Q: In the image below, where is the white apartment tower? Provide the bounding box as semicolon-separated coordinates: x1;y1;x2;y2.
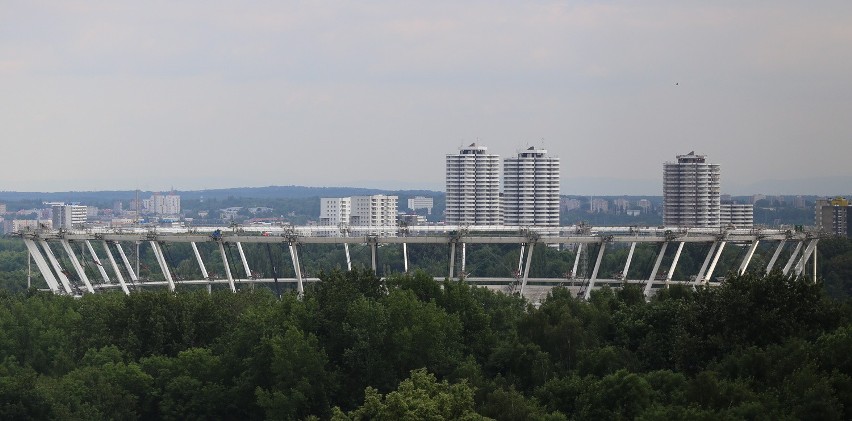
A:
319;197;351;226
663;152;721;227
503;147;560;226
350;195;398;227
445;143;502;225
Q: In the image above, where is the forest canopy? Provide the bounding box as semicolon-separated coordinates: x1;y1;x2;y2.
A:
0;268;850;420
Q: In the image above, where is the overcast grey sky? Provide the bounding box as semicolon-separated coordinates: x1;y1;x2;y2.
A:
2;1;851;195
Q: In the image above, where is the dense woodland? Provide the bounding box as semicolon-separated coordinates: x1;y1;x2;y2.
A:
0;234;851;419
0;267;850;419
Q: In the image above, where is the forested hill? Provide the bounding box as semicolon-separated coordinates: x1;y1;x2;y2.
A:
0;186;445;202
0;270;850;419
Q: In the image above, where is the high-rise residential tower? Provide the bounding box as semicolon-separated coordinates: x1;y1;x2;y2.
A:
503;147;560;226
816;197;851;237
445;143;502;225
663;152;721;227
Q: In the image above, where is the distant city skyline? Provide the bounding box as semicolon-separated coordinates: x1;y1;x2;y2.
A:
2;2;851;195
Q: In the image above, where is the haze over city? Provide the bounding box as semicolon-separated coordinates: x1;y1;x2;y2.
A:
2;1;851;195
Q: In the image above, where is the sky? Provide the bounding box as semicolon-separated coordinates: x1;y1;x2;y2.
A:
1;1;851;195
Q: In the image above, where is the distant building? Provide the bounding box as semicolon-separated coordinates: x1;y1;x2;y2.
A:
590;198;609;213
816;197;851;237
220;207;242;220
9;219;52;232
350;195;398;227
793;195;806;209
562;198;582;211
663;152;720;227
613;198;630;213
399;213;427;226
503;147;560;226
720;203;754;228
144;192;181;215
247;207;274;214
407;196;434;215
445;143;502;225
637;199;652;214
0;203;6;214
51;204;87;229
320;198;351;226
751;194;766;204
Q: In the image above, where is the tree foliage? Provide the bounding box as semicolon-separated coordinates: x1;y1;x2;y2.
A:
0;267;848;419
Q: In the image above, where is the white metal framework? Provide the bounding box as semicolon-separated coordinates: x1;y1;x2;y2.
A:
12;224;821;300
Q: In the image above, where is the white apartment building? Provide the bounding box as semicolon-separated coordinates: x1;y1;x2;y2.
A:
350;195;398;227
720;203;754;228
663;152;721;227
502;147;560;226
407;196;434;214
445;143;502;225
149;192;181;215
51;204;88;229
319;197;351;226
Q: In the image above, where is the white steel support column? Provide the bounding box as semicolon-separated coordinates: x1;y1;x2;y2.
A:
813;244;818;283
403;243;409;273
218;242;236;292
782;241;804;276
519;242;535;295
191;242;209;279
371;242;377;273
150;241;175;292
289;243;304;295
517;244;526;276
61;240;94;293
23;239;61;293
738;240;760;275
622;242;636;281
766;240;786;272
795;239;818;276
584;242;607;300
85;240;111;284
102;242;130;295
115;243;139;282
645;242;669;296
41;240;73;294
191;242;211;293
571;243;582;279
344;243;352;271
704;241;727;285
448;242;456;280
236;242;252;279
695;242;718;285
666;242;685;287
461;243;466;277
